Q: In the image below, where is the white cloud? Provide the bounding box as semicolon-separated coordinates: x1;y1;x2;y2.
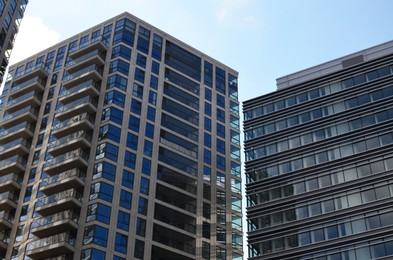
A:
215;0;258;27
9;16;60;65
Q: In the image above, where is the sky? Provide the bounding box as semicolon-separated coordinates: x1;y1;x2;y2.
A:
10;0;393;103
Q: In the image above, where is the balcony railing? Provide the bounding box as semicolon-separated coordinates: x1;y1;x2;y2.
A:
0;172;22;185
0;211;14;224
57;96;98;113
59;79;100;97
48;131;92;149
26;232;75;252
0;122;34;138
44;149;89;169
160;138;197;158
62;64;103;83
0;138;31;153
10;76;46;94
0;106;39;123
0;191;18;202
36;189;82;208
31;210;79;230
7;90;42;107
65;50;106;68
41;168;86;187
13;63;50;80
68;35;109;54
0;230;10;244
52;113;94;131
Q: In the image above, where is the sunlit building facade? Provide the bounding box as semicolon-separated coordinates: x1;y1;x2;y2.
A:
0;0;28;84
0;12;243;260
244;41;393;259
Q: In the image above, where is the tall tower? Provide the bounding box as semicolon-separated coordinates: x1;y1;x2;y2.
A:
244;41;393;259
0;12;243;260
0;0;28;84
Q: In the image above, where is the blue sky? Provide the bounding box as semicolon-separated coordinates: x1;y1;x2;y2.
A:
10;0;393;102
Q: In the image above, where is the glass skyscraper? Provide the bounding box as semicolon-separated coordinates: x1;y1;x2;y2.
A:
244;41;393;259
0;12;243;260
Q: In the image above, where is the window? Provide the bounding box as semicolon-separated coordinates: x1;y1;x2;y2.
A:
83;225;108;247
87;203;111;224
142;158;151;175
128;115;140;132
107;74;127;92
138;197;148;215
217;108;225;123
120;189;132;209
124;151;136;169
205;118;211;131
140;177;149;195
143;140;153;156
145;123;154;138
148;91;157;105
205;88;212;101
117;211;130;231
134;67;145;83
81;248;106;260
122;170;134;189
150;75;158;89
105;90;125;107
137;26;150;54
147;106;156;121
152;34;163;60
90;182;114;202
131;99;142;115
98;124;121;143
102;107;123;125
115;233;128;254
217;155;226;171
217;123;225;138
136;53;147;68
204;133;211;147
136;217;146;237
95;142;119;162
134;239;145;259
204;61;213;87
217;94;225;108
216;67;226;94
151;61;159;74
20;205;28;222
217;139;226;154
126;132;138;150
93;161;116;181
112;45;131;60
205;103;212;116
109;59;129;75
132;83;143;98
204;149;211;164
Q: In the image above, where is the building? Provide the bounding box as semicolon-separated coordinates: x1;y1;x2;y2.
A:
244;41;393;259
0;12;243;260
0;0;28;84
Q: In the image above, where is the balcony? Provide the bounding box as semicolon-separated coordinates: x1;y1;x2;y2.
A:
12;63;50;85
0;231;9;250
51;113;94;138
9;76;46;98
0;191;18;211
5;90;42;113
48;131;92;157
66;49;106;73
55;96;98;121
35;189;82;216
0;121;34;144
153;224;196;255
151;245;195;260
69;35;109;59
0;155;26;177
31;210;79;238
0;106;39;128
40;169;85;195
0;211;13;230
26;232;75;259
0;172;22;194
58;79;100;105
155;183;197;214
62;64;103;88
0;138;31;160
44;149;89;175
154;203;196;234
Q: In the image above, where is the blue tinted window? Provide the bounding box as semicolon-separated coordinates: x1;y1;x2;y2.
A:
105;90;125;107
122;170;134;189
113;18;136;46
152;34;163;60
93;161;116;181
134;239;145;259
217;139;226;154
204;149;211;164
138;197;148;215
204;133;211;147
151;61;160;75
140;177;149;195
83;225;108;247
137;26;150;54
136;217;146;237
216;67;226;94
96;142;119;162
145;123;154;138
142;158;151;175
124;151;136;169
205;103;211;116
128;115;140;132
204;166;211;181
217;155;226;171
205;88;212;101
150;75;158;89
217;108;225;123
217;94;225;108
132;83;143;98
148;91;157;105
131;99;142;115
120;190;132;209
135;68;145;83
204;61;213;87
102;107;123;125
117;211;130;231
81;248;106;260
112;45;132;60
136;53;147;68
126;132;138;150
99;124;121;143
87;203;111;224
107;74;127;92
109;59;129;75
143;140;153;156
115;233;128;254
147;106;156;121
217;123;225;138
90;182;114;203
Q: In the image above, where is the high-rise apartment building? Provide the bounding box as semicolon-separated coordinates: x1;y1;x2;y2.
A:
0;0;28;83
244;41;393;259
0;12;243;260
